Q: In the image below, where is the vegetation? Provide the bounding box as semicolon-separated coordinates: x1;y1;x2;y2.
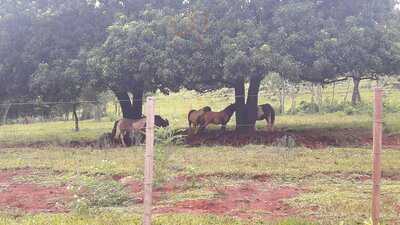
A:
1;0;399;129
0;146;398;224
1;1;400;224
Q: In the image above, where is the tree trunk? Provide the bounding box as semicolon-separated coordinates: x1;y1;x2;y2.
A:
1;103;11;125
344;79;351;103
352;76;362;106
290;94;296;114
246;76;262;131
234;79;247;132
279;90;285;114
114;91;135;119
131;86;144;119
94;104;102;121
316;84;323;111
73;104;80;132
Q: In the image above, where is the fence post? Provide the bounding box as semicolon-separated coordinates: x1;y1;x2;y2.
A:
143;97;155;225
372;87;383;225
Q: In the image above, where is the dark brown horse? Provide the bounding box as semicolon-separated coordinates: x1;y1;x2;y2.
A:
188;106;212;133
112;115;169;147
198;104;236;131
256;104;275;130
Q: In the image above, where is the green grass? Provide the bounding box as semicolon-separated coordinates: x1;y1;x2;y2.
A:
0;213;313;225
0;146;399;224
0;80;399;224
2;112;400;146
2;79;400;146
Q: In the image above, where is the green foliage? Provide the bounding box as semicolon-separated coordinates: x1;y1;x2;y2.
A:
70;176;129;208
155;127;186;145
298;101;320;114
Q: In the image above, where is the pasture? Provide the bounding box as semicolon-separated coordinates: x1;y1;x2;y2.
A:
0;83;400;225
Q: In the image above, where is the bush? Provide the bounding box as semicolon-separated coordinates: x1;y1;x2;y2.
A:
155;127;186;145
297;101;319;114
70;177;130;209
297;100;374;115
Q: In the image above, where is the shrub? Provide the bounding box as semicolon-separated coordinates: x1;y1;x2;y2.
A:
155;127;186;145
298;101;319;114
70;177;129;209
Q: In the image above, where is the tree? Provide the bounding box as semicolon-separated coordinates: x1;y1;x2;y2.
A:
26;0;111;129
89;8;181;119
0;0;37;124
167;0;281;131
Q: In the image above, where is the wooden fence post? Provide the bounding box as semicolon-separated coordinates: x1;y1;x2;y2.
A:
143;97;155;225
372;88;383;225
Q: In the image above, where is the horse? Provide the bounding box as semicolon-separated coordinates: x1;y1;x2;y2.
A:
198;104;236;132
256;104;275;130
188;106;212;133
112;115;169;147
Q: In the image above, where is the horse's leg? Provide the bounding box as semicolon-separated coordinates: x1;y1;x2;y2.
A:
221;123;227;131
266;116;273;131
121;134;126;147
198;121;208;134
122;131;129;147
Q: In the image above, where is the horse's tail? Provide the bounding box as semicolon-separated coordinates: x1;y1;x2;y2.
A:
269;105;275;126
188;110;196;126
263;104;275;127
111;120;119;140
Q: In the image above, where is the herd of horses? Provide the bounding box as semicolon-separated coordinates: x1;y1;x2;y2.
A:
108;103;275;147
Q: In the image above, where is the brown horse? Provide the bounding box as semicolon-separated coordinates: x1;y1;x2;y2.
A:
256;104;275;130
198;104;236;132
188;106;212;133
112;115;169;147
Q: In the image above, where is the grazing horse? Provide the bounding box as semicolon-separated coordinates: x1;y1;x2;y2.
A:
198;104;236;131
256;104;275;130
112;115;169;147
188;106;212;132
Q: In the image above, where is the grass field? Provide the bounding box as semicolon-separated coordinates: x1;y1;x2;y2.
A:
0;80;399;224
0;146;398;224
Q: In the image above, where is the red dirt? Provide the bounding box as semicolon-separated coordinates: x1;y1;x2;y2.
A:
0;169;72;213
321;172;400;182
156;182;301;220
186;128;400;149
2;127;400;150
121;175;191;204
395;204;400;214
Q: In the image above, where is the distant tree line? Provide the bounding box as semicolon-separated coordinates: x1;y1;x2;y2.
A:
1;0;400;131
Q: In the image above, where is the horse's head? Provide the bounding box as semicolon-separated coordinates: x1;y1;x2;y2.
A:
224;103;237;115
202;106;212;112
155;115;169;128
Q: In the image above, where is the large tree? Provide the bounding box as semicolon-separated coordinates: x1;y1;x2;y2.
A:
89;8;181;119
0;0;39;123
168;0;281;131
274;0;400;106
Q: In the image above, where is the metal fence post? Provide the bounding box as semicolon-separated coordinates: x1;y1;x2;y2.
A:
143;97;155;225
372;88;383;225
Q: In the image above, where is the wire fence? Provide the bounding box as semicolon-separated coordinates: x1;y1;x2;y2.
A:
0;89;399;224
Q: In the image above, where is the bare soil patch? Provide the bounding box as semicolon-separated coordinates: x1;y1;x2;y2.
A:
0;168;72;213
186;128;400;149
2;127;400;150
320;172;400;182
156;182;301;220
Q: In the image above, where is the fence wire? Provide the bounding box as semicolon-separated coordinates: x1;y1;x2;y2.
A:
0;88;399;223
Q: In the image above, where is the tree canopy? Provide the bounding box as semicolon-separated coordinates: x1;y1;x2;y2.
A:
0;0;399;128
